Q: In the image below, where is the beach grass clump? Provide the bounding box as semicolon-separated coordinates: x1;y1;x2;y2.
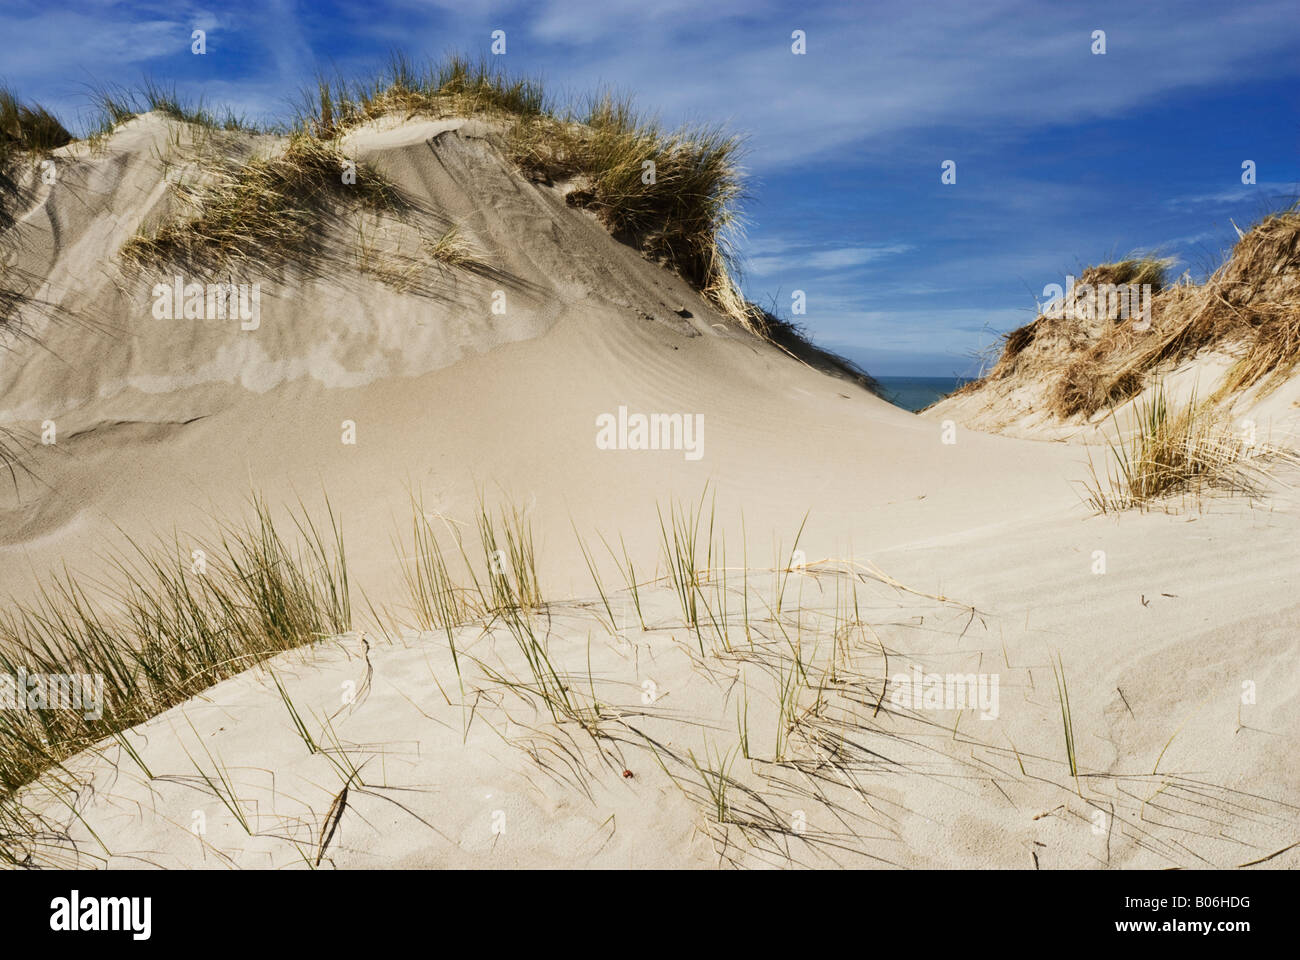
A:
299;53;547;139
424;224;479;267
121;132;402;270
1082;383;1286;512
656;487;716;637
1206;209;1300;396
1086;255;1173;291
0;497;351;844
0;87;73;158
1;87;73;230
394;497;604;727
394;494;543;687
976;207;1300;420
88;78;264;136
511;94;751;327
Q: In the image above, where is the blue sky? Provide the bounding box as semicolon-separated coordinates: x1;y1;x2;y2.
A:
5;0;1299;376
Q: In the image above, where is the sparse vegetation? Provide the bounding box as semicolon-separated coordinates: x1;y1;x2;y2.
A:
121;132;402;270
0;496;350;858
1082;383;1291;512
87;78;265;136
3;489;1285;869
969;207;1300;421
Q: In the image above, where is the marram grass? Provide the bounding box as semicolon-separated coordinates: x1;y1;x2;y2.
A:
1082;382;1294;513
0;496;349;864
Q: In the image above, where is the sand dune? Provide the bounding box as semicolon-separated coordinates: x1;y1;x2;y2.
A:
2;110;1298;870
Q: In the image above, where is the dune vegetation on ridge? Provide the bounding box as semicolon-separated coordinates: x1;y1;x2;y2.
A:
6;56;752;323
0;55;879;396
926;205;1300;510
958;206;1300;420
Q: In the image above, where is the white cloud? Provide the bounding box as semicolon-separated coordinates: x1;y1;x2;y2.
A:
510;0;1300;171
746;243;912;275
805;245;912;270
1164;182;1298;211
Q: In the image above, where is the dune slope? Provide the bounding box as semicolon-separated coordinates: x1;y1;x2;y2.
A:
2;115;1298;870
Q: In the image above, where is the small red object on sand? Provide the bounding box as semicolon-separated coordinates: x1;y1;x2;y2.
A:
622;769;634;778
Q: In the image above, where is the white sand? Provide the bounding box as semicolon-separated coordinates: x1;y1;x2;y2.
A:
3;115;1298;869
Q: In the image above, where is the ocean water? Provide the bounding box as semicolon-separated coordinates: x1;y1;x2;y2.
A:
875;376;971;412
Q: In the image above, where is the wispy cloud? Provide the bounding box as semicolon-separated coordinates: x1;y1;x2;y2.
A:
1164;182;1298;212
747;243;913;275
506;0;1300;171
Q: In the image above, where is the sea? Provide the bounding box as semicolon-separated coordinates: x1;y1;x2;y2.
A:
874;376;971;412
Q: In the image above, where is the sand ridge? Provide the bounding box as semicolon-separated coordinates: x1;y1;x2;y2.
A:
2;113;1298;870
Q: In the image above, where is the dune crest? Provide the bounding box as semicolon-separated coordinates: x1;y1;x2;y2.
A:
2;77;1299;871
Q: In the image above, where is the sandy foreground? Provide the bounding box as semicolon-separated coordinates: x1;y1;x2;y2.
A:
2;115;1298;869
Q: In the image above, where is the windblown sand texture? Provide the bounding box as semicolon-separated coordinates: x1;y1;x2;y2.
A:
2;107;1298;870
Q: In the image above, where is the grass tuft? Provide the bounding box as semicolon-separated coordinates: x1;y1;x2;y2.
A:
1;86;73;231
121;133;401;270
0;87;73;156
511;93;751;327
1082;383;1291;512
297;53;547;139
87;78;267;136
0;495;351;862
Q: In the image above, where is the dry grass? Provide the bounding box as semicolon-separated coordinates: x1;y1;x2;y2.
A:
1085;256;1173;290
1082;383;1291;512
993;256;1174;416
121;133;401;271
295;54;754;329
297;53;547;138
424;224;480;267
973;209;1300;420
1;87;72;231
354;217;481;290
0;87;72;157
511;94;752;328
0;497;350;864
87;78;268;136
1090;217;1300;412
